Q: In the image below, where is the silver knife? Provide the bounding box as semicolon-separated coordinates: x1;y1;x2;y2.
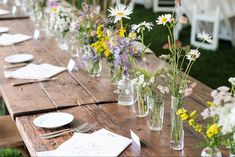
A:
12;78;58;86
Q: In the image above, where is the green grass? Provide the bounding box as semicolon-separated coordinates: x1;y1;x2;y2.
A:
0;149;22;157
129;5;235;89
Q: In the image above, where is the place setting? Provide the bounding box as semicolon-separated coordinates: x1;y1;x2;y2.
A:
33;112;133;157
3;53;66;86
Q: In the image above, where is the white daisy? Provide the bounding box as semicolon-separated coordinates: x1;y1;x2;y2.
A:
132;21;153;33
186;49;200;61
108;4;133;23
197;32;213;44
156;14;172;25
229;77;235;86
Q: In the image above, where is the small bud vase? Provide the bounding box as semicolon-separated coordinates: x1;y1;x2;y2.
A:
147;93;165;131
170;96;184;150
201;147;222;157
133;86;149;117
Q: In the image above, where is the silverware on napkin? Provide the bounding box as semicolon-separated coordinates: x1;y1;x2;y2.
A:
12;78;58;86
4;59;42;69
40;123;97;139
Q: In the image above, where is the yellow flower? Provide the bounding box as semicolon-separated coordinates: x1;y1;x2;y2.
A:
206;123;219;138
128;32;137;40
176;108;187;115
207;101;216;107
51;8;57;13
119;26;126;38
188;119;195;126
180;113;189;121
194;125;202;133
190;110;196;118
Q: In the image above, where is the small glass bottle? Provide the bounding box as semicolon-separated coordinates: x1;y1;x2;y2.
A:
118;70;134;106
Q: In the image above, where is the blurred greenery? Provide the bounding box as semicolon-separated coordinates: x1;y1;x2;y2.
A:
0;149;22;157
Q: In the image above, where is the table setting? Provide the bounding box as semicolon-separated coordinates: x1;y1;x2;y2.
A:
0;0;234;157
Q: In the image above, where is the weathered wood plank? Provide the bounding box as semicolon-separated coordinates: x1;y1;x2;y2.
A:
0;45;55;119
16;105;154;156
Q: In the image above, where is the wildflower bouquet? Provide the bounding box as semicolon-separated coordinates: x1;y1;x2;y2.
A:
132;66;168;125
75;2;107;45
157;0;213;150
177;104;222;155
49;7;72;37
209;78;235;155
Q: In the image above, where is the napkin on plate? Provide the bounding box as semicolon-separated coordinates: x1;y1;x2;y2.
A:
0;9;10;16
4;63;66;80
36;129;132;157
0;33;32;46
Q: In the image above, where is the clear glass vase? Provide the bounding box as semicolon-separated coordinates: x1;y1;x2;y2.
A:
117;73;134;106
109;64;123;85
87;60;102;77
148;93;165;131
133;86;149;117
170;96;184;150
201;147;222;157
58;34;69;51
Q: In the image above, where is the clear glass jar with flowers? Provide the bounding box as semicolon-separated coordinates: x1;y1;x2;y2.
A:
132;66;166;118
177;101;223;157
156;0;213;150
92;4;134;84
49;7;72;51
81;45;102;77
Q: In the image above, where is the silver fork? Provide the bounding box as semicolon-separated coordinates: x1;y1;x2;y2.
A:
40;122;88;137
40;123;96;139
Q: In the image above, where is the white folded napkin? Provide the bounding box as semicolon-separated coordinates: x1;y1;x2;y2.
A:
0;9;10;16
0;27;9;33
133;41;153;54
4;63;66;80
36;129;132;157
0;34;32;46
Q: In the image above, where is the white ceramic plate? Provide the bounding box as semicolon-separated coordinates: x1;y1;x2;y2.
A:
0;27;9;33
33;112;74;129
4;54;33;63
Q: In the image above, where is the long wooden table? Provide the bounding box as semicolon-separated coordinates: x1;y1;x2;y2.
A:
0;6;227;156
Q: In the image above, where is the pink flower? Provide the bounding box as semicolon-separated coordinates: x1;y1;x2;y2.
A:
190;82;197;88
175;0;182;6
178;16;188;24
184;88;193;97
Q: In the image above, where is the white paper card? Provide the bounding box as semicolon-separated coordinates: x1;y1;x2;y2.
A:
0;34;32;46
67;59;76;72
130;130;141;147
4;63;66;80
0;9;10;16
33;29;40;40
36;129;132;157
